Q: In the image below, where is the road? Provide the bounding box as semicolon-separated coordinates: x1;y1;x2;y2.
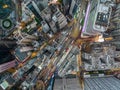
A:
70;0;88;39
74;0;89;89
24;0;88;89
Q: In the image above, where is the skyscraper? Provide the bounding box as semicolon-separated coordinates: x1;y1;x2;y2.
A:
0;0;15;19
27;1;43;22
63;0;78;16
107;3;120;50
0;39;17;73
82;0;112;36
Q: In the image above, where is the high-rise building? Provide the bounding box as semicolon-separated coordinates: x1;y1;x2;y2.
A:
27;1;43;22
0;39;17;73
53;10;68;29
0;0;120;90
82;42;120;71
109;3;120;37
63;0;78;16
84;77;120;90
54;77;81;90
34;0;49;11
0;0;15;19
41;21;50;33
82;0;112;36
106;3;120;50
